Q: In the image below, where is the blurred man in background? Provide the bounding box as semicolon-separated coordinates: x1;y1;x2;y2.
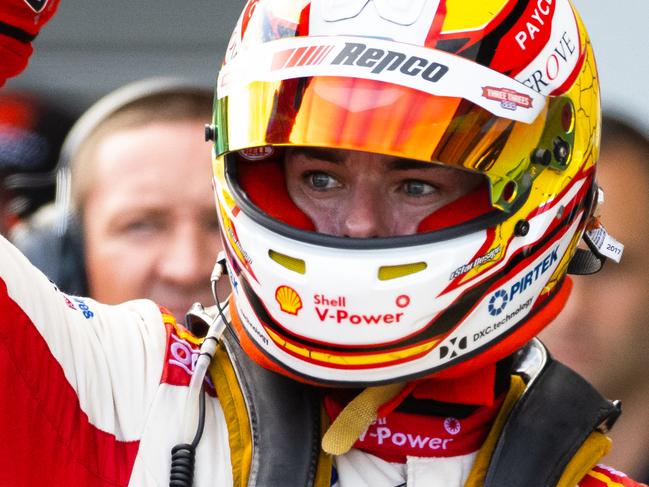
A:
14;79;229;320
0;90;74;235
540;115;649;483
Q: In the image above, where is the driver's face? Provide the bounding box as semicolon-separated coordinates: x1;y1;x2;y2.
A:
285;148;485;237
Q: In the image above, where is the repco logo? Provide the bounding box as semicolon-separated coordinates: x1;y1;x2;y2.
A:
331;42;449;83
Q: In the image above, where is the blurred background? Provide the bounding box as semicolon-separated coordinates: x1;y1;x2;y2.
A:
4;0;649;135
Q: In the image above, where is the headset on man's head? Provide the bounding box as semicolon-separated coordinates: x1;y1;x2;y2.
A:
15;78;214;296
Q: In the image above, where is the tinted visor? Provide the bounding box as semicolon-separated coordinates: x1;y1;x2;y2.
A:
216;71;570;213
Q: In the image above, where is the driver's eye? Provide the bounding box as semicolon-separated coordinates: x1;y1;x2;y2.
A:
308;172;337;189
403;180;436;196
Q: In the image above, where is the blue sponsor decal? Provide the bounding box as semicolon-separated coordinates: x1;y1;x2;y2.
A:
488;289;509;316
73;297;94;319
226;260;239;294
487;246;559;316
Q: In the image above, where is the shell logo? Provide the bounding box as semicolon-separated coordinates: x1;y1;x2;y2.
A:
275;285;303;315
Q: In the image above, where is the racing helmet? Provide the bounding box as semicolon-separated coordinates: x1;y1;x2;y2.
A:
211;0;601;386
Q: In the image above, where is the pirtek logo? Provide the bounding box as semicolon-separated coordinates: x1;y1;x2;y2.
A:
273;42;450;84
488;246;559;316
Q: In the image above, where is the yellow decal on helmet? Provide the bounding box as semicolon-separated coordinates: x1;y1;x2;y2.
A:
266;327;441;367
443;0;509;33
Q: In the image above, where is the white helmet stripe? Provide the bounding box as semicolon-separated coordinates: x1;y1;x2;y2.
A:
218;35;546;124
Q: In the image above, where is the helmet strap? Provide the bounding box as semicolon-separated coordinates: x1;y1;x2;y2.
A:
321;382;408;456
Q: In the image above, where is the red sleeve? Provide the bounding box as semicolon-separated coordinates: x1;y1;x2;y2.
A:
0;0;60;86
579;464;649;487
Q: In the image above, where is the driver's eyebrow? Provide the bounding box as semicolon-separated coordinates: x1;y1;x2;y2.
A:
290;147;444;171
290;147;345;164
389;159;440;171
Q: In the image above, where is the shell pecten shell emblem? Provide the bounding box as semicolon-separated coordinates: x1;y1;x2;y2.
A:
275;285;303;315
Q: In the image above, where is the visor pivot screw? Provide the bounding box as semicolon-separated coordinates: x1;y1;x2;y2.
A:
205;124;216;142
531;148;552;166
553;137;571;165
515;219;530;237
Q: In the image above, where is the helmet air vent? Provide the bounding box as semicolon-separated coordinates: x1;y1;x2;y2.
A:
378;262;427;281
269;249;306;274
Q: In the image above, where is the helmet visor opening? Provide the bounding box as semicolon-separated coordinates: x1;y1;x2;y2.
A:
222;147;515;249
216;74;556;216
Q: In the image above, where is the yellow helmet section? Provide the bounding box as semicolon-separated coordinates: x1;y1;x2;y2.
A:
443;0;510;33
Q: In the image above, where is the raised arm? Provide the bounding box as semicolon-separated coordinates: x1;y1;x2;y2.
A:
0;234;168;483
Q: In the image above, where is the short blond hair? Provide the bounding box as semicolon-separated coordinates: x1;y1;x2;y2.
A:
70;88;212;216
